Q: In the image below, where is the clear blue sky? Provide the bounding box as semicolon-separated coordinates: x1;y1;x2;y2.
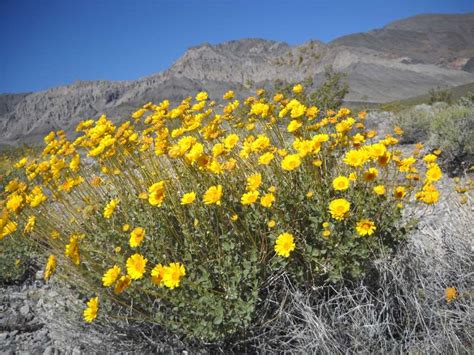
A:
1;0;473;93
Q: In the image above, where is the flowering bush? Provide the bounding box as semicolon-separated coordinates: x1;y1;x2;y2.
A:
0;85;442;340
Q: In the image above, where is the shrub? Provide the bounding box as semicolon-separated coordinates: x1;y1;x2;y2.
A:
0;85;442;341
310;65;349;112
395;104;474;174
429;87;453;105
251;178;473;353
275;65;349;112
0;146;39;284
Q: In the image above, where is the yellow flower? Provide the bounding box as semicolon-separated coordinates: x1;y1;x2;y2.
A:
15;157;28;169
23;216;36;234
223;90;234;100
163;262;186;289
445;287;457;303
241;191;259;205
203;185;223;205
132;108;146;120
83;297;99;323
292;84;303;94
65;235;81;265
223;133;239;150
425;164;442;182
343;149;368;167
281;154;301;171
102;265;121;287
329;198;351;221
122;224;130;232
423;154;437;164
250;102;270;118
356;219;376;236
69;154;80;172
398;157;416;173
393;126;404;135
126;254;147;280
288;100;306;118
416;184;440;205
28;189;47;208
394;186;406;199
322;230;331;238
368;143;387;158
274;232;296;257
129;227;146;248
195;91;208;101
273;93;284;102
363;167;379;181
293;138;315;157
313;159;322;167
148;181;166;206
181;192;196;205
43;255;56;281
231;214;239;221
246;173;262;191
6;194;23;213
103;198;119;219
114;275;131;295
306;106;319;120
260;193;276;208
1;221;17;239
258;152;275;165
287;120;302;133
90;176;102;187
332;176;350;191
267;219;276;228
151;263;166;286
212;143;225;157
373;185;386;195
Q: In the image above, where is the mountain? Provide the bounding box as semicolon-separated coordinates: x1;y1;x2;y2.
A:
331;12;474;70
1;13;474;145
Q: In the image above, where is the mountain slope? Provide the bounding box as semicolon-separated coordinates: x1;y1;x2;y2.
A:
331;12;474;70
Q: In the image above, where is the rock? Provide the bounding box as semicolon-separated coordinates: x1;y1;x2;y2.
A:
8;330;18;338
42;345;57;355
35;270;44;281
19;304;30;317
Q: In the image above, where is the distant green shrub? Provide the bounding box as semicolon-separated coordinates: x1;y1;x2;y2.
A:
395;106;433;144
429;87;453;105
0;230;35;284
395;104;474;174
310;65;349;111
275;65;349;112
457;91;474;107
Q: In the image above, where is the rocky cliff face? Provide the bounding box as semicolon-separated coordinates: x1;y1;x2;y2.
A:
1;13;474;145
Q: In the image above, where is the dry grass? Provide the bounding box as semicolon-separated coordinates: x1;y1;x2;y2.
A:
243;178;473;354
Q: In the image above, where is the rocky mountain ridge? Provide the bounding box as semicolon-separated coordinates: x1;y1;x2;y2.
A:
1;12;474;145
